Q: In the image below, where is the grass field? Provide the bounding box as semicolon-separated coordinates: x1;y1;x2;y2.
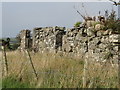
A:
1;51;119;88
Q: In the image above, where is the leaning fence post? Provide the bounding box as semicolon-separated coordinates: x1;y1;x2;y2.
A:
2;46;8;76
26;49;38;81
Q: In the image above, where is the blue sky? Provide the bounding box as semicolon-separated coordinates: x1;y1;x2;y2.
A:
1;2;118;38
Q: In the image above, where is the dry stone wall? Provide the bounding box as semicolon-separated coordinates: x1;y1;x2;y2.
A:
63;26;119;63
18;25;119;63
32;26;65;53
18;30;32;50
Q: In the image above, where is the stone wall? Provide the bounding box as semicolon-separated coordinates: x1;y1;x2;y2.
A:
18;30;32;50
18;25;119;62
63;26;119;63
32;26;65;53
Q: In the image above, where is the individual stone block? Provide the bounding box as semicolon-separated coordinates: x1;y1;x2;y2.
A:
109;34;119;43
99;43;107;49
86;20;96;28
103;29;112;35
101;36;109;44
87;27;95;37
96;30;104;36
95;24;105;31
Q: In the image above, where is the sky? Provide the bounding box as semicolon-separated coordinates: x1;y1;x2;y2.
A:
1;2;118;38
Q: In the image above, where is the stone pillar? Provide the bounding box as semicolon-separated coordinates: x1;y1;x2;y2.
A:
19;30;31;50
32;27;42;52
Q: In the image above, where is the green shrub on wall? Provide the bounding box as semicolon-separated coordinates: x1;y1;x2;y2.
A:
104;10;120;33
74;21;82;27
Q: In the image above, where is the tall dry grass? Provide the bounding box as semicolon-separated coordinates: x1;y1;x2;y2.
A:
2;50;119;88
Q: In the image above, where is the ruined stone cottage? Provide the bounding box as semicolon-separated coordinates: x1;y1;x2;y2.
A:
18;23;119;63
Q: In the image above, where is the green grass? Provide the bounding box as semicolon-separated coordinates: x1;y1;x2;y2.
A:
2;76;32;88
0;79;2;89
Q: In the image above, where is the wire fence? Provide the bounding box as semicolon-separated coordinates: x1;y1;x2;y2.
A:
1;48;119;88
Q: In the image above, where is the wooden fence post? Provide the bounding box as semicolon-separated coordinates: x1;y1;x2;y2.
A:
26;49;38;81
2;46;8;76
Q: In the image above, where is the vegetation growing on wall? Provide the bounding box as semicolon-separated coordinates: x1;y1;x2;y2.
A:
74;21;82;27
104;10;120;33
